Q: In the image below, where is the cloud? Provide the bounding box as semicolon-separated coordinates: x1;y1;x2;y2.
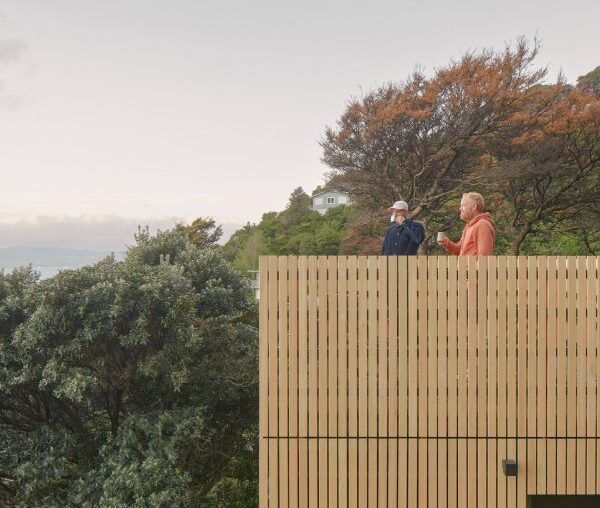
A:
0;94;27;110
0;38;29;110
0;39;27;65
0;214;243;249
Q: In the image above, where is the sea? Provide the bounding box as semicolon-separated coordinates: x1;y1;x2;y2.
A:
0;246;125;279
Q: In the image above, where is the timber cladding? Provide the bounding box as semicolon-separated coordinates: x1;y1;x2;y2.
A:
258;256;600;507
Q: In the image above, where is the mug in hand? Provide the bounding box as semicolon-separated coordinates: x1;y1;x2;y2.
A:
437;232;447;242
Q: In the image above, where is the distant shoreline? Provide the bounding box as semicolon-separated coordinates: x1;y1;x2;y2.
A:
0;245;126;279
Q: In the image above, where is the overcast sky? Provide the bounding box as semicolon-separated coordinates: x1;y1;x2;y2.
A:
0;0;598;247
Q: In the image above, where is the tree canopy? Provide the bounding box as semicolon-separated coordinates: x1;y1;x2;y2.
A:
222;188;356;273
577;66;600;97
174;216;223;248
321;39;600;254
0;229;258;507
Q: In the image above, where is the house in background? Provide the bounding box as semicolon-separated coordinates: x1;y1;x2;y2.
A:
310;189;352;215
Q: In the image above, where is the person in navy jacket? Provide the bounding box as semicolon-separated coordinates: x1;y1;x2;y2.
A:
381;200;425;255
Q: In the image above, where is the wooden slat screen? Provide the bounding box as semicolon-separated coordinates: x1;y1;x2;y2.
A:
259;256;600;507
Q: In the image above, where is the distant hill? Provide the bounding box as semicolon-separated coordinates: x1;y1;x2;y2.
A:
0;246;125;278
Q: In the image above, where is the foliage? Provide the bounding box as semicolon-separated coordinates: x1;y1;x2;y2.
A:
174;217;223;248
490;82;600;252
577;66;600;97
0;230;258;507
321;38;600;254
223;49;598;260
221;223;264;275
223;188;356;272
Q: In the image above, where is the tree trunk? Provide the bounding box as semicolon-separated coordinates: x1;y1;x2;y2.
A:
577;229;596;255
510;226;531;255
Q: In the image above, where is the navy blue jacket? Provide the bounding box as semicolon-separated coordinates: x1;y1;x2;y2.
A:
381;219;425;255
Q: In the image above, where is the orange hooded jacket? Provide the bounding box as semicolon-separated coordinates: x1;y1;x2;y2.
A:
444;212;496;256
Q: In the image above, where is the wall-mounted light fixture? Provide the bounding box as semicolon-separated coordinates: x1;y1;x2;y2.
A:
502;459;518;477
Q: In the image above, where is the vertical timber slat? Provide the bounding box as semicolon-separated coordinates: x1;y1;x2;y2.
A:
278;257;289;508
467;257;477;508
358;257;368;507
488;256;498;505
438;256;448;508
367;256;378;507
586;257;597;494
547;256;557;495
527;256;537;495
576;256;586;494
297;257;308;507
377;256;388;506
308;257;318;506
347;256;358;508
327;256;338;507
536;256;547;495
427;256;438;508
338;256;348;506
407;257;418;508
259;257;268;508
268;257;279;508
388;257;399;507
557;257;567;494
418;256;428;508
289;257;299;507
567;257;577;494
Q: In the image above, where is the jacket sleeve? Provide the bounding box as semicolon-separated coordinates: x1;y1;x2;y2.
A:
381;229;389;255
443;238;461;255
404;222;425;245
475;221;495;255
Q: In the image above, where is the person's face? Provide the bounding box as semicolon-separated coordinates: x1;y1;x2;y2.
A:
393;209;407;220
459;196;477;222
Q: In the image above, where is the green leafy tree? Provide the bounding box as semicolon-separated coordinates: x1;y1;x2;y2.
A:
224;188;356;264
221;223;265;274
283;187;312;223
577;66;600;97
0;230;258;507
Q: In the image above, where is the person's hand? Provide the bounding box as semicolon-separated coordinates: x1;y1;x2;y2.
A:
437;236;450;248
395;215;406;225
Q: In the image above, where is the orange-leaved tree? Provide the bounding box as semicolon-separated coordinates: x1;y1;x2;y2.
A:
322;38;600;253
322;38;547;248
491;83;600;253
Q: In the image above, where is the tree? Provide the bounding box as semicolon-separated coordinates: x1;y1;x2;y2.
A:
222;188;358;265
175;216;223;248
283;187;312;222
0;230;258;507
320;38;600;254
339;217;385;255
322;39;546;233
491;85;600;253
577;66;600;97
221;223;265;274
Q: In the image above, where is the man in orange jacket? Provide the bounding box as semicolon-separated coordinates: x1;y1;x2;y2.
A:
438;192;495;256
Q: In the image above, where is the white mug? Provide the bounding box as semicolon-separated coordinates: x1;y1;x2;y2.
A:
437;232;447;242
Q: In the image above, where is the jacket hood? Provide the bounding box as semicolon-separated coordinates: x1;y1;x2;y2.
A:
468;212;494;227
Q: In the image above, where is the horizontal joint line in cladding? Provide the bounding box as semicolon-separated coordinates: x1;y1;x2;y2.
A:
261;436;600;440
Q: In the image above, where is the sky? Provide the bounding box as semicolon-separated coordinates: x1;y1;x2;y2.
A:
0;0;599;248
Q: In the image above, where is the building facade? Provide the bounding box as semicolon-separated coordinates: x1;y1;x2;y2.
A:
259;255;600;507
310;189;352;215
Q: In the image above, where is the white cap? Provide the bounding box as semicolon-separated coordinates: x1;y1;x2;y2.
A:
388;200;408;211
